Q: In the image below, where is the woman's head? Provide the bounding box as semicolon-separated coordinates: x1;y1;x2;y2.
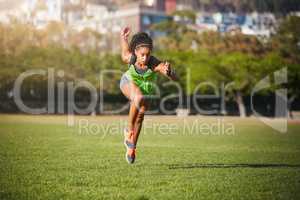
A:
129;32;153;65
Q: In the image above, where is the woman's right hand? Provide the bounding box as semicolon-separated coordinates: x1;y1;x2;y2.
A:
121;27;131;39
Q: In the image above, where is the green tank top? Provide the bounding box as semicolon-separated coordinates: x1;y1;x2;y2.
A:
125;64;157;95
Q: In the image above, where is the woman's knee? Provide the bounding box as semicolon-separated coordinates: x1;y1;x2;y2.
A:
133;94;144;107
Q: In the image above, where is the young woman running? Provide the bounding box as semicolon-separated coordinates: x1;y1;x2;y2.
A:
119;27;177;164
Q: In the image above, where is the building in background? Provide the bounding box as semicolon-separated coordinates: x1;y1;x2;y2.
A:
0;0;33;24
176;0;195;11
0;0;282;49
195;12;276;38
101;2;171;35
165;0;177;14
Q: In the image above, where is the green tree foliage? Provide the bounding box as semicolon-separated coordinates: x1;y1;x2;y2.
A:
271;15;300;117
152;15;299;117
0;15;299;116
0;21;122;105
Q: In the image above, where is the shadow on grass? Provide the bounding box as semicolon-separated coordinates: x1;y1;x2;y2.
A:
168;163;300;169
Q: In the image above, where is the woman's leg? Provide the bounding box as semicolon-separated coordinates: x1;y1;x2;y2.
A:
132;100;148;146
120;81;145;164
120;81;144;142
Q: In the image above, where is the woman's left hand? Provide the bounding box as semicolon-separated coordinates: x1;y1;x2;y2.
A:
162;62;171;76
154;61;177;81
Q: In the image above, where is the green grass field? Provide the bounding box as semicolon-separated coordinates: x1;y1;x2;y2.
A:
0;114;300;200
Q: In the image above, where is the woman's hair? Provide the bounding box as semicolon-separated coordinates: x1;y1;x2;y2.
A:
129;32;153;52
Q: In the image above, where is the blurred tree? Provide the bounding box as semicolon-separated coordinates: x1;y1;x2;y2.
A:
151;20;200;51
272;15;300;64
272;15;300;118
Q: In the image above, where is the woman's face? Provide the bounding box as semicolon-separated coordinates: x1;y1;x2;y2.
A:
134;46;151;66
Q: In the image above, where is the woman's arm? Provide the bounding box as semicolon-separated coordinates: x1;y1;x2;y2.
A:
120;27;132;64
154;61;178;81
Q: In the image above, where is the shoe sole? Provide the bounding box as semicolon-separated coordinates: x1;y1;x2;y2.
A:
123;129;134;164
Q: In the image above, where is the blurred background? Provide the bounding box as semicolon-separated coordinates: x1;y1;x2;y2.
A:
0;0;299;117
